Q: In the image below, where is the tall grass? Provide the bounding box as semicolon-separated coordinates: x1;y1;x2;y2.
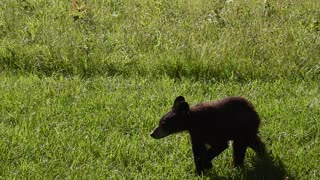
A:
1;0;319;80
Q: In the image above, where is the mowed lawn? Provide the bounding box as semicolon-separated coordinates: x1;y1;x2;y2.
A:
0;0;319;179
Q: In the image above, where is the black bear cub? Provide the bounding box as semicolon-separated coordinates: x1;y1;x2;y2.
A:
150;96;265;174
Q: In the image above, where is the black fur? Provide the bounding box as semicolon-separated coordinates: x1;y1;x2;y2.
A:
151;96;266;175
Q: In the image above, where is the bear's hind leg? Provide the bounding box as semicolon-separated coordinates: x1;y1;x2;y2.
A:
248;135;266;157
232;140;247;167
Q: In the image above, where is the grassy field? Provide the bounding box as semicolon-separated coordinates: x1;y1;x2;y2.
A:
0;0;319;179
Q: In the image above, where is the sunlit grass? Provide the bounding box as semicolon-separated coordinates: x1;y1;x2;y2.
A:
0;0;319;179
0;74;319;178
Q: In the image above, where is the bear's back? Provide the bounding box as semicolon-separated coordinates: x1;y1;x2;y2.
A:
188;96;260;139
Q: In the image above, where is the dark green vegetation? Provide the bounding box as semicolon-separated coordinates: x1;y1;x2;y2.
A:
0;0;319;179
1;0;319;80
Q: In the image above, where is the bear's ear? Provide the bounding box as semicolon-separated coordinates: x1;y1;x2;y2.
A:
173;96;185;107
173;96;189;112
177;101;189;112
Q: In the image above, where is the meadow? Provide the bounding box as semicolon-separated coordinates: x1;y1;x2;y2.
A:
0;0;319;179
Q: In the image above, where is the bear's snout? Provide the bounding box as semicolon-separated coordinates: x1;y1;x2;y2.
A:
150;131;156;138
150;127;170;139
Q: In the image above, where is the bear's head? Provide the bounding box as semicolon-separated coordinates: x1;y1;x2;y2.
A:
150;96;190;139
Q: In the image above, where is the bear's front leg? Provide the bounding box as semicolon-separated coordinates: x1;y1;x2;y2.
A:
206;142;229;162
202;142;229;170
203;152;213;169
191;142;207;175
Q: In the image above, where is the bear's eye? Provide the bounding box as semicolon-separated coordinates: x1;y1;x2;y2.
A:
161;121;171;130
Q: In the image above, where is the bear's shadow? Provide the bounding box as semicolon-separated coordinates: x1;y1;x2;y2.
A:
206;152;291;180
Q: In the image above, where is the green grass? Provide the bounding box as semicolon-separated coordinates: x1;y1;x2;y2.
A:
0;0;320;179
0;74;319;179
1;0;319;80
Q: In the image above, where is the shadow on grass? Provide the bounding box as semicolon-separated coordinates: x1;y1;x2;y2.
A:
206;152;292;180
240;152;292;180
